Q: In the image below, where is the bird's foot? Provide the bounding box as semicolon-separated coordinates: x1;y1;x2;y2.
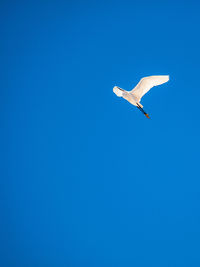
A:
145;114;150;119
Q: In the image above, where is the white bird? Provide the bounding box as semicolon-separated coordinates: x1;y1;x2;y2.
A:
113;75;169;119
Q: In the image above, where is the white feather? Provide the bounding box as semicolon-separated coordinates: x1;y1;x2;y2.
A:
130;75;169;101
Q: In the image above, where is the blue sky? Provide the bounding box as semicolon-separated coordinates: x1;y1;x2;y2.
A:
1;0;200;266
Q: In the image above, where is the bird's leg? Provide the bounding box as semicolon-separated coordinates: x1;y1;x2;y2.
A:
136;103;150;119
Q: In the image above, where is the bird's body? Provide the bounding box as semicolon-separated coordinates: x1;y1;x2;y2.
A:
113;75;169;118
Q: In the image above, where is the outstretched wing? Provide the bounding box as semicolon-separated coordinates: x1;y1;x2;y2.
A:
130;75;169;101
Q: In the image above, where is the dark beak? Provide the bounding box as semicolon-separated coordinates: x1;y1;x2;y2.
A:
117;87;125;92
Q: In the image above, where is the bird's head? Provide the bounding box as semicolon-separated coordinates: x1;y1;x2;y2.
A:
113;86;124;97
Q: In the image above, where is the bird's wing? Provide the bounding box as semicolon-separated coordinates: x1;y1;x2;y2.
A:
130;75;169;101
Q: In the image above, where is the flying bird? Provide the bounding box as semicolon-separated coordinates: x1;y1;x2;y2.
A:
113;75;169;118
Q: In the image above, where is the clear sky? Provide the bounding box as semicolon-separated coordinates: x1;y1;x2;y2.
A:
1;0;200;266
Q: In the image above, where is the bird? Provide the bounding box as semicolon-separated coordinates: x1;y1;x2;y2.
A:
113;75;169;119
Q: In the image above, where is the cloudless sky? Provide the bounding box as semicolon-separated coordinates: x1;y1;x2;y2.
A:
1;0;200;266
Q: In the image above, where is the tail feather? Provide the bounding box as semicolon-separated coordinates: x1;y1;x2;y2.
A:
137;102;143;108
